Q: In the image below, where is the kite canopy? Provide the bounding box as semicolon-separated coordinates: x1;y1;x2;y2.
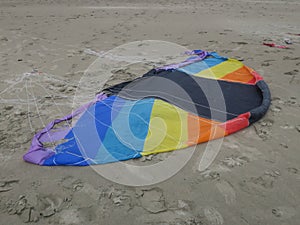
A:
23;50;271;166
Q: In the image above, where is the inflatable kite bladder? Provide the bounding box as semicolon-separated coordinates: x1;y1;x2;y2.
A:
23;50;271;166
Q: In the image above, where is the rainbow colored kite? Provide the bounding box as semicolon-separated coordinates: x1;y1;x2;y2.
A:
23;50;271;166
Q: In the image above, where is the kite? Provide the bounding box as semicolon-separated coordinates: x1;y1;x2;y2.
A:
23;50;271;166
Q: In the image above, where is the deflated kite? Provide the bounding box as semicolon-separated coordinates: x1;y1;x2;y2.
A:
23;50;271;166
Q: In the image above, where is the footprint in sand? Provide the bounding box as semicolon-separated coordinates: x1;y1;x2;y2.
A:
216;180;236;205
98;186;133;212
5;195;41;223
139;187;167;214
231;41;248;45
261;62;271;67
270;105;282;113
59;176;83;192
287;167;298;174
239;169;280;195
283;56;300;61
284;69;299;76
250;175;274;189
221;156;249;168
284;97;298;107
197;170;221;182
37;194;65;217
204;207;224;225
272;206;296;219
284;70;299;83
253;119;273;140
0;179;19;192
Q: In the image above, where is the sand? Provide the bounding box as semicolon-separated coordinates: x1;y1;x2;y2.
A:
0;0;299;224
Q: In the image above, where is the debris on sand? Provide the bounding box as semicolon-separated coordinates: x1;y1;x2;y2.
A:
284;38;292;45
263;42;289;49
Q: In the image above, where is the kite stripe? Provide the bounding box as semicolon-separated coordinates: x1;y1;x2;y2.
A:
142;99;189;155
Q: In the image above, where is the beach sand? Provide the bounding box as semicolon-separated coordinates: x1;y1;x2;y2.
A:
0;0;299;224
